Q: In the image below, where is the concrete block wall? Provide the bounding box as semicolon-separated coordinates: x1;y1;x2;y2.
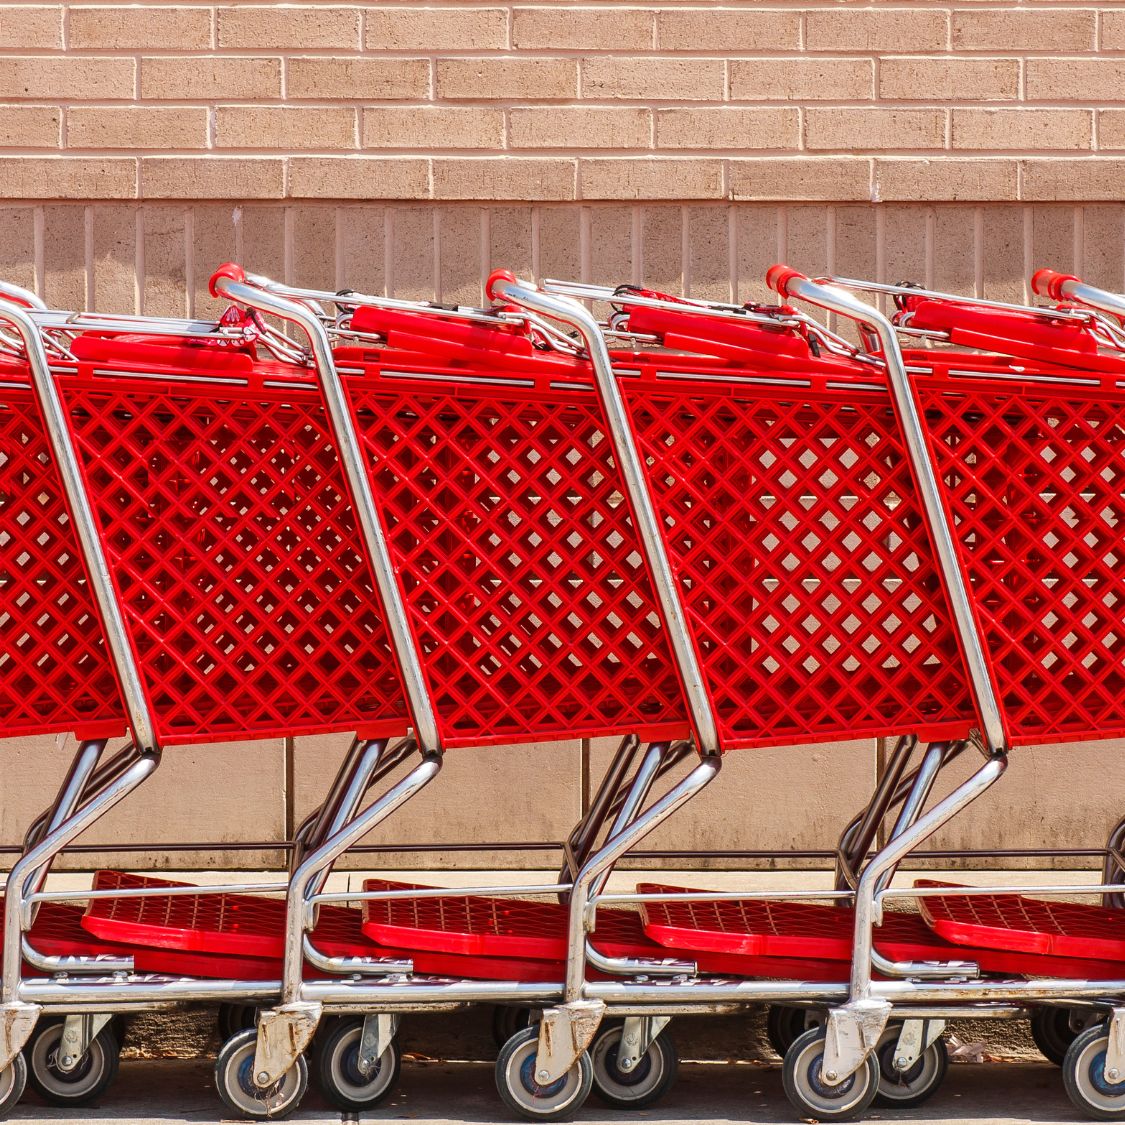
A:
1;2;1123;870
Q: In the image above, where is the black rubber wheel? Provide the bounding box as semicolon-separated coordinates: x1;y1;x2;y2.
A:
0;1053;27;1115
1032;1007;1082;1067
766;1006;812;1057
782;1026;880;1123
590;1020;678;1109
214;1026;308;1120
491;1006;535;1049
25;1018;119;1107
495;1025;593;1122
1064;1022;1125;1120
872;1024;948;1108
313;1016;401;1112
218;1003;258;1044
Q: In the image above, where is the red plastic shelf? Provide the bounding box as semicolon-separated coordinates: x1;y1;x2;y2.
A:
917;880;1125;960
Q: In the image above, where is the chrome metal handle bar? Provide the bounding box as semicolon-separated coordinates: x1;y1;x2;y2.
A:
0;298;157;753
769;272;1007;755
1033;271;1125;324
0;279;46;310
210;273;441;755
489;275;720;757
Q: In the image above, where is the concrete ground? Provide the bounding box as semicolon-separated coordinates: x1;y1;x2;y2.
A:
8;1058;1090;1124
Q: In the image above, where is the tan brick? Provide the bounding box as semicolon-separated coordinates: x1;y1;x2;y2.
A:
433;157;575;200
806;108;944;151
953;109;1091;152
363;106;503;149
0;157;134;199
368;6;506;49
875;158;1017;201
68;6;211;49
1021;159;1125;202
1098;111;1125;151
509;106;650;149
68;107;207;150
953;9;1094;52
1026;59;1125;104
514;6;653;50
0;6;62;49
656;8;799;51
582;57;724;101
0;105;59;148
730;157;872;201
805;8;948;53
580;158;722;200
0;207;38;292
656;107;797;150
216;106;356;150
730;58;873;102
288;156;430;198
879;57;1018;102
0;57;133;100
437;58;576;101
141;157;284;199
142;206;187;317
141;57;280;100
288;57;429;100
1103;12;1125;52
217;5;359;49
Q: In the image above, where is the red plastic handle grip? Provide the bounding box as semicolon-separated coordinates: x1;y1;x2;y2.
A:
765;264;805;298
1030;268;1079;301
208;262;247;299
485;268;517;302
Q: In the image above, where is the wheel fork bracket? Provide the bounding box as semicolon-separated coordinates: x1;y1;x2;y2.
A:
1104;1008;1125;1086
0;1003;39;1072
253;1001;322;1088
891;1018;945;1073
358;1013;399;1077
57;1012;114;1074
821;1000;891;1087
534;1000;606;1084
617;1015;670;1073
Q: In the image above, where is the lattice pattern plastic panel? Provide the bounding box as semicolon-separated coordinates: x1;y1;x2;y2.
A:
60;373;409;744
623;380;976;747
0;379;123;738
639;883;1125;979
345;375;688;747
23;899;135;959
915;378;1125;745
917;880;1125;959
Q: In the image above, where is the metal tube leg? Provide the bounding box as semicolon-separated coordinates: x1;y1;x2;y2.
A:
818;752;1007;1088
530;752;721;1086
251;747;441;1089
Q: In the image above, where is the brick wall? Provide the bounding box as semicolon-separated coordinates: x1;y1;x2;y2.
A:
3;3;1125;869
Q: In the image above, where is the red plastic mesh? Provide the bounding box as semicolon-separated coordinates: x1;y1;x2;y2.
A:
23;899;134;959
638;883;1125;978
60;374;408;744
915;378;1125;745
916;880;1125;960
622;380;976;747
345;375;687;747
0;383;123;738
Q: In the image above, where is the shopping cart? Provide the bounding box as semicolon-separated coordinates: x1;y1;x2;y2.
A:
0;281;444;1116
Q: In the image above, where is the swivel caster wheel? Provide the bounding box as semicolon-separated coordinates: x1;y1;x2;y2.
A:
314;1016;401;1112
782;1026;879;1122
491;1005;535;1049
590;1020;678;1109
218;1003;258;1043
214;1026;308;1120
872;1022;948;1108
1064;1022;1125;1120
25;1017;119;1107
495;1025;593;1121
1032;1006;1084;1067
0;1054;27;1115
766;1005;813;1057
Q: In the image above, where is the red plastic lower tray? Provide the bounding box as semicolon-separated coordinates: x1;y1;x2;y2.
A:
917;880;1125;961
23;899;134;960
639;884;1125;979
